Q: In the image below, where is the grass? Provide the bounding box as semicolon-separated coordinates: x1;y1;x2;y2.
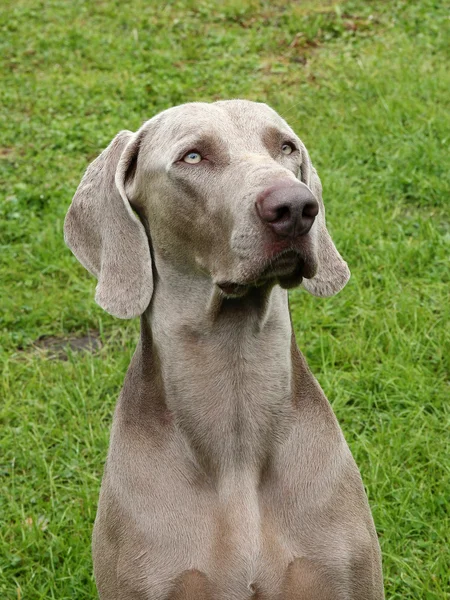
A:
1;0;449;598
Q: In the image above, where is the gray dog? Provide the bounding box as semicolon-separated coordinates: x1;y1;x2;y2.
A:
65;100;384;599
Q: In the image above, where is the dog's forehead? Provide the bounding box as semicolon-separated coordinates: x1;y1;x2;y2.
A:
214;99;288;129
148;100;291;144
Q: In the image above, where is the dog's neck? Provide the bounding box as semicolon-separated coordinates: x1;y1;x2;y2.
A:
144;258;294;477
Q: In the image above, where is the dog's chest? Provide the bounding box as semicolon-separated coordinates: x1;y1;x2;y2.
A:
96;416;377;600
112;476;296;599
106;458;355;600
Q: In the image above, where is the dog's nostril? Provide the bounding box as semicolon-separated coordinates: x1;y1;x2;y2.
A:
302;201;319;219
274;205;291;222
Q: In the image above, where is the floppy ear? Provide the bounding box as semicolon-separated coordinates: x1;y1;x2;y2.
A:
64;130;153;318
298;142;350;297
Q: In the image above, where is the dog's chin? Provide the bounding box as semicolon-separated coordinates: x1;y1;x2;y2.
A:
217;251;317;298
277;267;305;290
263;250;317;289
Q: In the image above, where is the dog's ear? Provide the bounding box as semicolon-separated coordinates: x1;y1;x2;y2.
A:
298;142;350;297
64;130;153;318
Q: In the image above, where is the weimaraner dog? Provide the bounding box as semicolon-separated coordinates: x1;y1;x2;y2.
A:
65;100;384;599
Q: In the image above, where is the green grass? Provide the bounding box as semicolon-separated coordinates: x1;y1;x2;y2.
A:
1;0;449;598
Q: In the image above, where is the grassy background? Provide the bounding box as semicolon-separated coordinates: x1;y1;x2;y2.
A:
1;0;449;598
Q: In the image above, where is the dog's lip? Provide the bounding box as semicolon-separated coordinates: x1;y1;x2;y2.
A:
259;248;318;280
263;249;302;274
217;249;315;296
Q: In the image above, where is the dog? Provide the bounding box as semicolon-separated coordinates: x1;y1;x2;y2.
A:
65;100;384;599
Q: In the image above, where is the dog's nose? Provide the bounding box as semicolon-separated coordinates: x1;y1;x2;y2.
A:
255;182;319;237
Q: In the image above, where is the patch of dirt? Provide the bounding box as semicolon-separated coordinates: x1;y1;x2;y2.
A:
32;330;102;360
0;147;14;158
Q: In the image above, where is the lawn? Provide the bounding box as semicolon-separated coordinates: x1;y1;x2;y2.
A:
1;0;449;598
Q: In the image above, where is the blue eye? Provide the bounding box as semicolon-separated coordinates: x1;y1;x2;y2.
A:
183;151;202;164
281;142;295;155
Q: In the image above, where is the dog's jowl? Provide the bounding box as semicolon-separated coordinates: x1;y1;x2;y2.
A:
65;100;384;599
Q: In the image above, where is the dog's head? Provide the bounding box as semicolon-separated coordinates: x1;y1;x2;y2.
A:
64;100;350;318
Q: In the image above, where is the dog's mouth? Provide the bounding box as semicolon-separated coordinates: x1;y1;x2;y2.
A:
217;250;317;297
217;281;250;297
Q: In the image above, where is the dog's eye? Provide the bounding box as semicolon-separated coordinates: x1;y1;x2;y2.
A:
183;151;202;164
281;142;296;155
